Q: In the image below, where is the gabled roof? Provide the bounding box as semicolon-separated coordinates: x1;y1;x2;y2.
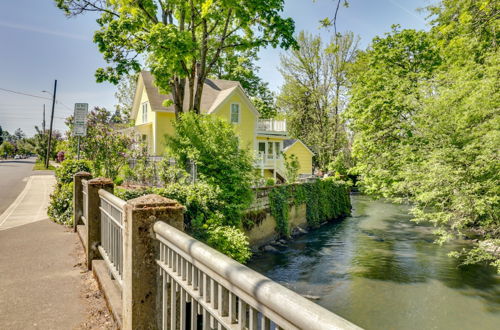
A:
283;139;315;155
132;71;250;119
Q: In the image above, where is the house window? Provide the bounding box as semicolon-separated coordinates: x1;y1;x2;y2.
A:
258;142;266;156
142;102;148;123
230;103;240;123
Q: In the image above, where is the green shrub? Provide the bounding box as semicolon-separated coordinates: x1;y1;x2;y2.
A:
48;182;74;225
265;178;276;186
206;225;252;263
159;160;191;185
115;184;252;262
115;183;224;231
166;113;254;225
55;159;92;184
49;159;93;225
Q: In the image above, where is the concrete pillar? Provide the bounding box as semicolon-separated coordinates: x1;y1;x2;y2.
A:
86;177;114;270
73;171;92;232
122;194;184;330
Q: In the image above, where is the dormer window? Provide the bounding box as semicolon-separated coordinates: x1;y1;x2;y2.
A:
230;103;240;123
142;102;148;123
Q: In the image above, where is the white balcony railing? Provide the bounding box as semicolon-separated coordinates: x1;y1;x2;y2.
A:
257;119;287;134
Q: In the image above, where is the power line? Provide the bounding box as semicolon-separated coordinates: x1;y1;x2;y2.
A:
0;86;74;112
0;87;52;100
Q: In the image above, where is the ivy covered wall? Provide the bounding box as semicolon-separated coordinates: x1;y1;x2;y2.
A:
265;178;351;237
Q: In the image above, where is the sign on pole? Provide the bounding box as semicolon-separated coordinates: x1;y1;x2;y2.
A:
73;103;88;137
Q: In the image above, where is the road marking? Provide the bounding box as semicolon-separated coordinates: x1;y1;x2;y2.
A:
0;176;33;227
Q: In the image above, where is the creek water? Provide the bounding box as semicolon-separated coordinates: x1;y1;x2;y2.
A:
246;194;500;330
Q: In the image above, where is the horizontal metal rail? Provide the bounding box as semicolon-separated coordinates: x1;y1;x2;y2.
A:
98;189;125;287
154;221;360;330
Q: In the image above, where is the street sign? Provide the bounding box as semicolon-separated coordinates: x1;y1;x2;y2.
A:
73;103;88;137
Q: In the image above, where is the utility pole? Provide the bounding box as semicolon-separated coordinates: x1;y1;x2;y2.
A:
45;80;57;169
42;104;46;132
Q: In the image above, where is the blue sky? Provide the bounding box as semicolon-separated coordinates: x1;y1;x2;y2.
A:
0;0;431;136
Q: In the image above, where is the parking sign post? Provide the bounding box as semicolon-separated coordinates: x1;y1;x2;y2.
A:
73;103;88;160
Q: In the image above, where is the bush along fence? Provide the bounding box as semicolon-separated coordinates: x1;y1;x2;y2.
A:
72;172;360;330
244;178;351;245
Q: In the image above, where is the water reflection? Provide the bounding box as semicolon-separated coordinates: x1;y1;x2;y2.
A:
247;195;500;330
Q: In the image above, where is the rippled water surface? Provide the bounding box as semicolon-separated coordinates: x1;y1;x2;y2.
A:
246;195;500;330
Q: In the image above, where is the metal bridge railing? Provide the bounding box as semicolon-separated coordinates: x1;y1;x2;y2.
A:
154;221;360;330
81;179;88;226
98;189;126;288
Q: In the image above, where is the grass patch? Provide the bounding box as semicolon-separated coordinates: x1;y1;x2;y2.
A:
33;161;55;171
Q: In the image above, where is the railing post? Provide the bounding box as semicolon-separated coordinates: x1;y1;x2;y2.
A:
73;171;92;232
86;177;114;270
122;194;184;330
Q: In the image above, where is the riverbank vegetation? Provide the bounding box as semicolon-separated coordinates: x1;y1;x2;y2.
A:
345;0;499;271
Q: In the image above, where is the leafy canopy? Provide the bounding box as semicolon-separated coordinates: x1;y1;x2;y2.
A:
346;1;499;271
55;0;296;116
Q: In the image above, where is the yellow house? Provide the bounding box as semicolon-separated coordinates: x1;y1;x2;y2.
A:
128;71;314;181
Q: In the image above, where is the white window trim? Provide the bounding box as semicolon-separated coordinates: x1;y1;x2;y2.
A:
142;102;148;123
230;103;241;124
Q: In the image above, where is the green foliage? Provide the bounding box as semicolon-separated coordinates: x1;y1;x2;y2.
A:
268;179;351;236
114;183;253;261
56;0;296;115
48;182;74;225
27;126;61;164
48;159;93;225
346;1;500;271
283;153;300;183
269;185;291;237
158;159;191;185
265;178;276;187
166;113;254;224
278;31;358;170
0;141;15;157
55;159;92;185
206;226;252;263
346;26;442;197
115;183;224;232
65;107;131;181
123;138;159;186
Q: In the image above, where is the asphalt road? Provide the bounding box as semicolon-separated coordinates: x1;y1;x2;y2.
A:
0;158;51;215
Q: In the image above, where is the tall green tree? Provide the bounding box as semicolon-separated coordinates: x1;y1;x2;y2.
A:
346;26;442;197
278;31;358;170
56;0;296;117
347;1;499;271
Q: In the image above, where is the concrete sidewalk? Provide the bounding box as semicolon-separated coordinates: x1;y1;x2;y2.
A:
0;175;55;231
0;174;86;329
